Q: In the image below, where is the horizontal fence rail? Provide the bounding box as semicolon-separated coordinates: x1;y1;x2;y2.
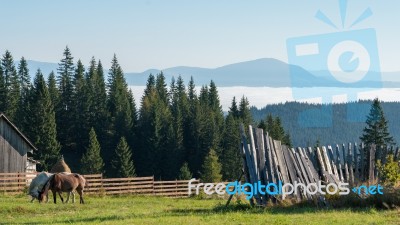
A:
0;172;204;198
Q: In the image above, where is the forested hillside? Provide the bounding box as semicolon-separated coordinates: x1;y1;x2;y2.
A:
0;47;253;181
251;101;400;147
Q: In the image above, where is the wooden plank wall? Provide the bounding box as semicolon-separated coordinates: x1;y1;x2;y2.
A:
239;125;397;204
0;119;32;173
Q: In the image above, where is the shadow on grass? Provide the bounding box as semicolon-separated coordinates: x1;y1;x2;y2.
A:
7;203;388;224
166;201;381;217
7;214;135;224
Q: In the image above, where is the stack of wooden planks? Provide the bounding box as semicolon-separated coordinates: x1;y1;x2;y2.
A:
239;124;399;205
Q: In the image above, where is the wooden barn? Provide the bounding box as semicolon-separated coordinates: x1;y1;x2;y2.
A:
0;113;37;173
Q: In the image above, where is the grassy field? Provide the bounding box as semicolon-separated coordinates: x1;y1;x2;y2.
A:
0;194;399;225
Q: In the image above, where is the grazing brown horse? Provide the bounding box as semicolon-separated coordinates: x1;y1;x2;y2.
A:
39;173;86;204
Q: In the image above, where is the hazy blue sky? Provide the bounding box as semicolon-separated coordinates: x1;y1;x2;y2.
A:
1;0;398;72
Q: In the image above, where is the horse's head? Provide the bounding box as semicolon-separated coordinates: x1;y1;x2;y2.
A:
38;190;45;203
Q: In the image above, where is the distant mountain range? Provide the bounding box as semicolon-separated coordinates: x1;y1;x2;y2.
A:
18;59;400;87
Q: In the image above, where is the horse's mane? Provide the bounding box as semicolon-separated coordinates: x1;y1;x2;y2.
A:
40;174;55;195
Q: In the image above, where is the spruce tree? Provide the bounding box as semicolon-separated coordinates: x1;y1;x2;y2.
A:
2;50;20;120
111;137;136;178
106;55;135;175
207;81;224;151
360;98;395;162
154;73;176;179
257;119;267;131
56;46;75;158
136;74;157;176
360;98;395;147
178;162;192;180
89;59;108;144
283;132;292;147
201;149;222;182
239;96;252;126
273;117;285;141
221;113;242;180
107;54;134;141
185;77;202;177
72;60;91;164
0;66;5;111
47;72;59;109
81;128;104;174
15;57;31;131
155;72;168;104
229;97;240;118
266;114;274;136
81;59;109;159
30;70;61;170
169;76;186;178
18;57;30;91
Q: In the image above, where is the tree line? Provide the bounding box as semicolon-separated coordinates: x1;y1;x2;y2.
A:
251;101;400;147
0;47;256;181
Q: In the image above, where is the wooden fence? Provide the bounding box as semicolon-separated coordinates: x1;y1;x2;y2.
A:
0;172;37;193
0;173;200;198
239;124;400;205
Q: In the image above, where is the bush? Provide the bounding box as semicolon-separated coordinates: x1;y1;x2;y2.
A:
377;154;400;187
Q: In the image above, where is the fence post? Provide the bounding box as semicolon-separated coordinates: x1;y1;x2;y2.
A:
17;172;21;192
369;144;376;185
152;176;155;196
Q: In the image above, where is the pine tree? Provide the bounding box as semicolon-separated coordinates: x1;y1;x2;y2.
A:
15;57;31;131
239;96;252;126
283;132;292;147
111;137;136;178
136;74;158;176
47;72;59;109
185;77;202;177
273;117;285;141
106;55;135;175
88;59;108;145
221;113;242;180
257;119;267;131
360;98;395;147
30;69;61;170
178;162;192;180
201;149;222;182
56;46;75;158
154;73;176;179
229;97;240;118
71;60;91;166
266;114;274;136
360;98;395;162
18;57;30;92
0;66;5;111
155;72;168;104
81;128;104;174
2;50;20;120
168;76;186;178
107;54;134;141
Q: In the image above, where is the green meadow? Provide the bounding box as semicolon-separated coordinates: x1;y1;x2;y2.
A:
0;195;399;225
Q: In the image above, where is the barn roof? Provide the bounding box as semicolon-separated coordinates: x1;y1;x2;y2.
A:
0;113;37;151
